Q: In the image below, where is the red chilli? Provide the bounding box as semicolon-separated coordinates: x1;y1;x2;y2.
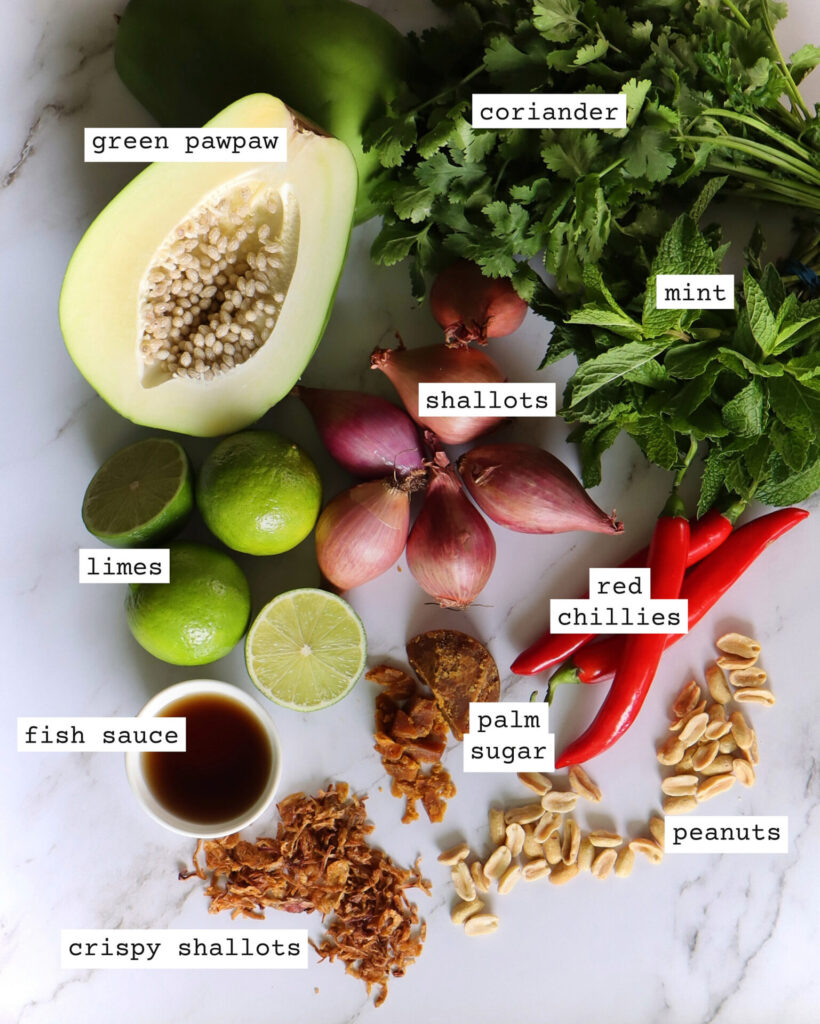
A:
511;507;733;676
548;506;809;699
555;498;690;768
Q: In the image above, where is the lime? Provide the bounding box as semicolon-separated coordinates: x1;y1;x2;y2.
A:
196;431;322;556
82;437;193;547
125;541;250;665
245;588;367;710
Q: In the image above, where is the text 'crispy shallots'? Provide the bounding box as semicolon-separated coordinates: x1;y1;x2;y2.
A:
181;783;430;1007
369;664;456;824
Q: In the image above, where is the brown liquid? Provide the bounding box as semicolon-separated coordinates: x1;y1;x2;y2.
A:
141;693;273;826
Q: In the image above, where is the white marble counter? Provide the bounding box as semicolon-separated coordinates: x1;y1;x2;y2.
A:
2;2;819;1022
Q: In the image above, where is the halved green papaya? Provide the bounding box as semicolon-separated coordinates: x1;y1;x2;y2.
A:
114;0;410;223
59;94;356;436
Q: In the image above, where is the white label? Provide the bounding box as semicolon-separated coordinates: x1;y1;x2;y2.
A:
79;548;170;583
463;702;554;772
18;717;185;752
61;929;308;969
655;275;735;308
550;568;688;634
472;93;627;129
664;816;788;853
84;128;287;163
418;382;556;417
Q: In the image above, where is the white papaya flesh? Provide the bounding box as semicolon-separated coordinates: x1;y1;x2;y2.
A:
59;94;357;436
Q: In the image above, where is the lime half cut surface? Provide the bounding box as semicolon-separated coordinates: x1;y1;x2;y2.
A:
82;437;193;546
245;589;367;711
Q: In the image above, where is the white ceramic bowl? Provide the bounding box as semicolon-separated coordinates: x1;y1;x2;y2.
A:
125;679;282;838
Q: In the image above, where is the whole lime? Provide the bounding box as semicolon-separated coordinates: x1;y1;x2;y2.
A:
125;541;250;665
196;431;322;555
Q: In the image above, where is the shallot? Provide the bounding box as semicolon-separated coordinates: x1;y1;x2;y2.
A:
316;478;411;590
293;385;425;479
406;451;496;608
458;443;623;535
430;260;528;346
371;340;505;445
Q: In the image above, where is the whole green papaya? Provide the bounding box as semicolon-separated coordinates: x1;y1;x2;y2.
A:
114;0;410;222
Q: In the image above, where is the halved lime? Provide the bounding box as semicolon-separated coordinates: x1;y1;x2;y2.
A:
245;589;367;711
82;437;193;547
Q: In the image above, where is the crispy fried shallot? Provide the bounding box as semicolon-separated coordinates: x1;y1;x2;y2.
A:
181;783;429;1007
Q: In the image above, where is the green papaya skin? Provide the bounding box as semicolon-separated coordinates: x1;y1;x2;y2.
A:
115;0;409;223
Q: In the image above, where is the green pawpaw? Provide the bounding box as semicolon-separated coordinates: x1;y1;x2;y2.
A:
114;0;409;223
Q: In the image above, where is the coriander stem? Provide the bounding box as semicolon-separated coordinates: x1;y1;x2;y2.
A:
411;65;485;117
721;0;751;30
759;0;812;120
697;108;812;161
681;133;820;186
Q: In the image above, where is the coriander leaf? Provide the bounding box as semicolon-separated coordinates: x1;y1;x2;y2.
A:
568;339;671;406
370;114;418;168
721;379;766;437
541;133;601;180
415;152;485;195
789;43;820;72
623;126;677;182
371;222;428;266
391;184;435;223
483;35;536;74
417;101;470;159
623;78;652;126
575;33;609;66
533;0;582;43
743;269;778;355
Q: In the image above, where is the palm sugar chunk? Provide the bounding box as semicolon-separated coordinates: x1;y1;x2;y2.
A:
367;664;455;824
406;629;500;740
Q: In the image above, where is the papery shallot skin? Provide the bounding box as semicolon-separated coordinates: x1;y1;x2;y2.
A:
406;453;496;608
294;385;425;479
458;443;623;535
430;259;528;346
315;478;411;590
371;341;505;445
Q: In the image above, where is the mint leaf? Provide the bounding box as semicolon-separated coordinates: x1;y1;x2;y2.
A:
771;421;808;471
743;269;778;355
698;449;727;515
689;175;728;222
665;341;716;379
627;417;679;470
566;304;643;339
568;340;671;406
721;379;766;437
756;451;820;506
576;421;622;487
767;375;815;433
